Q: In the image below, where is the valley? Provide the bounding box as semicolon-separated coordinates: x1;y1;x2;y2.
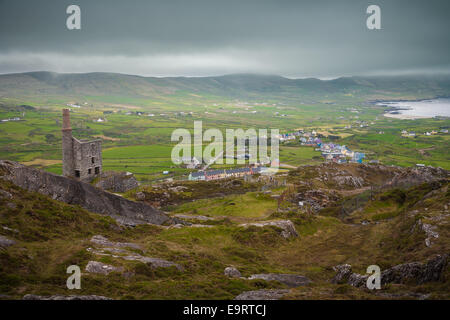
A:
0;72;449;300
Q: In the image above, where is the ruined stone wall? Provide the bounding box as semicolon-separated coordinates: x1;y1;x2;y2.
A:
73;139;102;181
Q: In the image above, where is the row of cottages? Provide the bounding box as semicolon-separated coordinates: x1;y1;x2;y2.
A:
188;167;262;181
320;143;365;164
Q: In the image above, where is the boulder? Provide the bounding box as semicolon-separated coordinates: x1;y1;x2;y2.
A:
224;267;241;278
234;289;289;300
332;254;449;288
135;191;146;201
90;235;141;250
381;254;448;285
122;255;183;271
248;274;310;287
331;264;353;284
0;189;12;199
0;235;15;248
332;175;364;188
85;261;123;275
239;220;298;239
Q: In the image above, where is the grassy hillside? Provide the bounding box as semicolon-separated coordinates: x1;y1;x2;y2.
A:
1;164;449;300
1;72;450;105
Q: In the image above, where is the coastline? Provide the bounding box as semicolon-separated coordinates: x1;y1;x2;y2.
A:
383;113;428;120
371;97;450;120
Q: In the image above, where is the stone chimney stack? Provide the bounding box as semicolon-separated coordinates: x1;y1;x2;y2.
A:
62;109;74;177
62;108;71;131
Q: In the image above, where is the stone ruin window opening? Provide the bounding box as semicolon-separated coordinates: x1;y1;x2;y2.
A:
88;168;92;175
75;170;80;178
95;167;100;174
91;157;95;164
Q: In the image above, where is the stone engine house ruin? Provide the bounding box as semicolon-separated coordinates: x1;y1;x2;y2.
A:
62;109;102;181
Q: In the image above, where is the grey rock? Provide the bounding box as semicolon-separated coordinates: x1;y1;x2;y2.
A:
189;224;214;228
421;222;439;247
348;273;368;288
239;220;298;238
90;235;141;250
234;289;289;300
23;294;112;300
332;175;364;188
332;254;449;288
248;274;310;287
95;171;139;193
122;255;183;271
2;226;19;233
0;235;16;247
6;202;17;209
135;191;146;201
224;267;241;278
87;236;183;271
409;254;447;284
85;261;124;275
331;264;353;284
0;189;12;199
0;160;170;226
168;223;185;229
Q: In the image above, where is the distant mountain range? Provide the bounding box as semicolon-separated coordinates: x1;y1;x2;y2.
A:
1;71;450;103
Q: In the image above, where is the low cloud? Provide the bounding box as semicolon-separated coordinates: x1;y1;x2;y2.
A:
0;0;449;77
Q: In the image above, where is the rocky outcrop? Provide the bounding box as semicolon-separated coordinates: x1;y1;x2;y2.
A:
88;235;183;271
0;235;16;248
234;289;289;300
385;166;449;189
295;189;340;212
331;264;352;284
332;254;449;288
85;261;124;275
420;221;439;247
90;235;141;250
332;175;364;188
94;171;139;193
248;274;311;287
23;294;112;300
239;220;298;239
224;267;241;278
173;214;216;221
0;160;171;226
122;255;183;270
0;189;12;199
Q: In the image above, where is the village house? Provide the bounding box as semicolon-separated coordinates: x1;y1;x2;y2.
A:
320;143;365;164
205;169;226;180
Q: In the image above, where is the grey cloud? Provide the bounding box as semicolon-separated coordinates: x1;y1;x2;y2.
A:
0;0;449;77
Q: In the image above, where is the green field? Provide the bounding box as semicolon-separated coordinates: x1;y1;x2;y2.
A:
1;99;449;182
0;73;449;181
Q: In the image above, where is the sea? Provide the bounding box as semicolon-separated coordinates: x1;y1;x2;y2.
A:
377;98;450;118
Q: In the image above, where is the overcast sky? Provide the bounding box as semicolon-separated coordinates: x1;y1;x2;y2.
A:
0;0;449;78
